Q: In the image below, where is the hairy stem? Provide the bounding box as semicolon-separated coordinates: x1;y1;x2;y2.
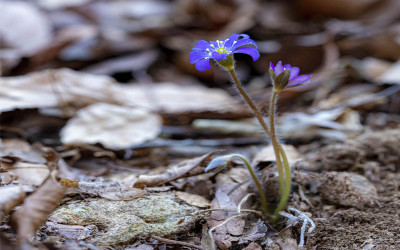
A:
269;92;285;196
228;70;271;137
270;91;292;222
233;154;268;216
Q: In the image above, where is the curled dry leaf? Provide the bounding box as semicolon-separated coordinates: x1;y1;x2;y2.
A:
60;103;162;149
61;179;146;201
0;185;32;219
10;177;66;241
134;151;217;187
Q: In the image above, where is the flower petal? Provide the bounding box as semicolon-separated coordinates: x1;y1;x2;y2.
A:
233;47;260;61
288;74;312;87
270;62;276;71
224;34;240;48
195;59;212;71
275;61;284;74
224;34;249;48
211;51;228;61
288;67;300;80
189;51;209;64
209;41;219;50
230;38;258;51
192;40;210;51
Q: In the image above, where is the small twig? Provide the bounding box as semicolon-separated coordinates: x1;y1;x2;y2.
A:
237;193;253;214
152;236;204;250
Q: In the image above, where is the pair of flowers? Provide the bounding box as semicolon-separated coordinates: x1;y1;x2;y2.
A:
189;34;312;90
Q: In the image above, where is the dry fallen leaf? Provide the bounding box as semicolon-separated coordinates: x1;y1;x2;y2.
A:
176;191;210;208
3;161;50;186
0;69;120;113
10;177;66;242
0;185;31;219
62;179;147;201
60;103;162;149
278;108;363;141
206;168;251;249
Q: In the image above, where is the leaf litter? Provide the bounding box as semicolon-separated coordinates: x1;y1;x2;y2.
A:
1;0;400;249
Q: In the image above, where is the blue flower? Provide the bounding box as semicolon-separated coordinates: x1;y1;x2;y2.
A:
270;61;312;90
189;34;260;71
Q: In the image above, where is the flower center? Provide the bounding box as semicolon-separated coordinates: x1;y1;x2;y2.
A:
216;47;228;54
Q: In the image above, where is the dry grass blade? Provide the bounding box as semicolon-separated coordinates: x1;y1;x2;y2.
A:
10;177;66;242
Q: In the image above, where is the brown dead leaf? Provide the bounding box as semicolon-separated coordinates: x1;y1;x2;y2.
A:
0;138;46;164
206;168;251;249
176;191;210;208
60;103;162;149
275;227;299;250
62;179;146;201
10;177;66;242
3;161;50;186
243;242;263;250
134;151;217;187
0;185;30;219
0;69;120;113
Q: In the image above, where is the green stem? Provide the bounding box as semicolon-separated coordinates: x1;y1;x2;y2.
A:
233;154;268;216
269;92;285;197
228;70;271;137
227;69;291;221
270;91;292;222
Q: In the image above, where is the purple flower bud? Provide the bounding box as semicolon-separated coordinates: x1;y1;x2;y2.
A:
270;61;312;91
190;34;260;71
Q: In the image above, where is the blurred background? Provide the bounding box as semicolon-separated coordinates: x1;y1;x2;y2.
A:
2;0;400;142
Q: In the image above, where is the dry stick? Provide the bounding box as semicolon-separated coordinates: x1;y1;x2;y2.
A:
228;69;291;217
152;236;204;250
237;193;254;214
